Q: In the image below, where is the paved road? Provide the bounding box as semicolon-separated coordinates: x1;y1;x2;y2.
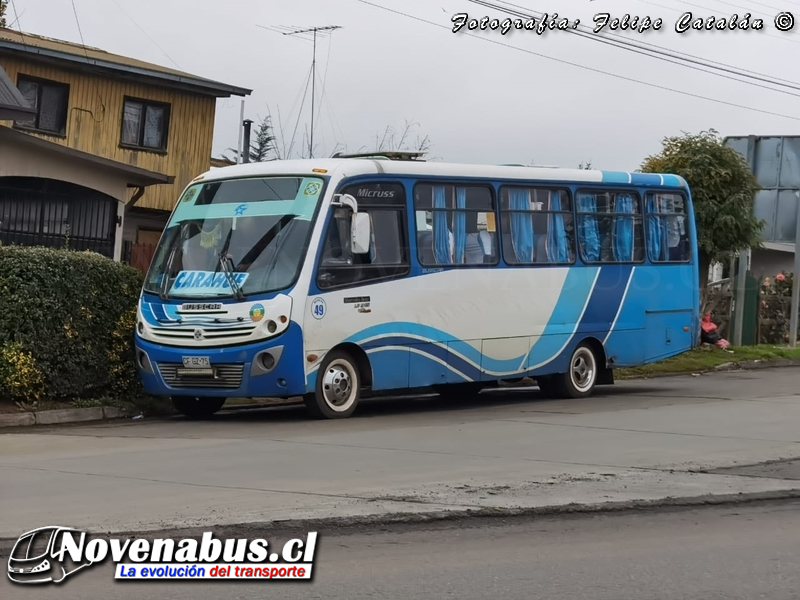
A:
5;500;800;599
2;368;800;538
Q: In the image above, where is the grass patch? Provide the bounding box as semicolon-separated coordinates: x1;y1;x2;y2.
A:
616;345;800;379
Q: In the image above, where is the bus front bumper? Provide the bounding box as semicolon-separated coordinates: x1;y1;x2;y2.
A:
134;322;307;398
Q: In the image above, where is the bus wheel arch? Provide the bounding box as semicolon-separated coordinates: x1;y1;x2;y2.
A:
304;344;371;419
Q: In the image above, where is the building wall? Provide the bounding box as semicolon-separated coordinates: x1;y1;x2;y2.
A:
0;56;216;212
751;248;796;278
0;135;128;201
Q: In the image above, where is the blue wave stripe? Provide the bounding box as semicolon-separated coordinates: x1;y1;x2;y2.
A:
600;171;631;184
577;265;633;335
523;266;600;369
631;173;663;186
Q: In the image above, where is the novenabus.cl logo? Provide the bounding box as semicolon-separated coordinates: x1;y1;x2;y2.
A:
8;526;319;584
8;526;94;584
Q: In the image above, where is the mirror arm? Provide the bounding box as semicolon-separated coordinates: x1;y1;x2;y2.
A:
332;194;358;214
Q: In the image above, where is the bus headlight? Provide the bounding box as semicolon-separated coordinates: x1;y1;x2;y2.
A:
137;320;144;335
265;320;277;334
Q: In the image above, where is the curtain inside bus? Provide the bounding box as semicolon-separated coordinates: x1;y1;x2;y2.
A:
577;193;600;261
547;190;570;263
454;187;467;264
612;193;635;261
510;189;534;262
646;195;664;261
433;185;451;264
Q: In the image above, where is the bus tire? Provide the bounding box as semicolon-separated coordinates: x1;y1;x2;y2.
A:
555;342;599;399
305;349;361;419
172;396;226;419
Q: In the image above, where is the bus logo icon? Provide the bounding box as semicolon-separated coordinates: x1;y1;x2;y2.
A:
8;526;93;584
249;304;265;322
304;182;321;196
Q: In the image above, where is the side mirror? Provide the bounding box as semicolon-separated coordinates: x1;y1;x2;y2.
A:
351;213;372;254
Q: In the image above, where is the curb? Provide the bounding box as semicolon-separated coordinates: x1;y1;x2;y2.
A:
0;406;133;428
3;488;798;548
1;359;799;429
616;357;800;380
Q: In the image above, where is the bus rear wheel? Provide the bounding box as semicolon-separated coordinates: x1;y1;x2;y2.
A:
554;343;599;399
171;396;226;419
304;349;361;419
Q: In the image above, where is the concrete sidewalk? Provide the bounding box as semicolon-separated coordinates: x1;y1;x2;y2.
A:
2;367;800;539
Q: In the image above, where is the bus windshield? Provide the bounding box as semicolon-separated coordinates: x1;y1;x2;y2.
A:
143;176;325;299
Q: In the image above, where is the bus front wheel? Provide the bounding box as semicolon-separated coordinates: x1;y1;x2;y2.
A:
304;350;361;419
171;396;226;419
555;343;599;399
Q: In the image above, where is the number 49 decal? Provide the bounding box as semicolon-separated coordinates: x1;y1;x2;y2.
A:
311;297;326;320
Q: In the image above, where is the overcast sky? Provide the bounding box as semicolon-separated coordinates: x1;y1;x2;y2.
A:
8;0;800;170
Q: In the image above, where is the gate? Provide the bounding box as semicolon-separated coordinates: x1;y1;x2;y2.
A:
0;177;117;257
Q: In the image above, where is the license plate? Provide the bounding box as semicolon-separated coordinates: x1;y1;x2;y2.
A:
182;356;210;368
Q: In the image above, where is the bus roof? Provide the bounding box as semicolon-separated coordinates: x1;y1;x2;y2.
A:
194;158;689;189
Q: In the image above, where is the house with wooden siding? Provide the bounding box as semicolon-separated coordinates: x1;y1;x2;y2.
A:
0;27;251;265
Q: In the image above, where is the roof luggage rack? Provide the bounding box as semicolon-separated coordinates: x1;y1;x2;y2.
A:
330;150;426;161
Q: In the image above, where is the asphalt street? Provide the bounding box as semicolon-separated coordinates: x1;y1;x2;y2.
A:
4;500;800;599
2;368;800;539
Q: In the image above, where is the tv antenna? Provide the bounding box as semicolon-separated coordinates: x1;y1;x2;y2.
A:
282;25;341;158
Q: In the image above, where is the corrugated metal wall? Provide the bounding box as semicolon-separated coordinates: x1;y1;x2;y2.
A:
725;136;800;246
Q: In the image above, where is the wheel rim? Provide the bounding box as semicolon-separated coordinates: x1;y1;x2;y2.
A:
570;347;596;393
321;359;358;411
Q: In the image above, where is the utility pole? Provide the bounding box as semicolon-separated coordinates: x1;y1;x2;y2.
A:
283;25;341;158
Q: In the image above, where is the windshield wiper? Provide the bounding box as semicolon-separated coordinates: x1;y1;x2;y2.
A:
159;225;186;300
217;251;245;301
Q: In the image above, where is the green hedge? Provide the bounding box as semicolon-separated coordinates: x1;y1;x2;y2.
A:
0;246;143;401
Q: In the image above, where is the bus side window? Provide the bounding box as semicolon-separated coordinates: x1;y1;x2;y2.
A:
576;190;644;264
498;186;575;265
413;183;497;266
645;193;691;263
316;181;410;289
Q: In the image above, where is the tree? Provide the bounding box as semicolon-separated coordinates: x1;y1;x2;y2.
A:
0;0;7;28
223;115;277;163
639;129;763;305
578;161;593;169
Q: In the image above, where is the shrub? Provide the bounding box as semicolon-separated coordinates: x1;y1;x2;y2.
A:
0;246;144;401
759;271;797;344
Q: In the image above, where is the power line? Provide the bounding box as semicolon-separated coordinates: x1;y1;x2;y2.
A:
69;0;89;60
470;0;800;94
354;1;800;122
7;0;27;47
283;25;341;158
108;0;182;70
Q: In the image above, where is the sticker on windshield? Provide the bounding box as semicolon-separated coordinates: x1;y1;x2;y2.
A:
311;297;326;320
170;270;249;295
304;182;321;196
234;203;248;216
180;187;199;203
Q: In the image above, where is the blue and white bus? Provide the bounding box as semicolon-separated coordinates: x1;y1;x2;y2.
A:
134;158;699;419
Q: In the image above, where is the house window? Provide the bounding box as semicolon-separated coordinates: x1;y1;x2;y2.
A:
121;97;170;151
14;75;69;136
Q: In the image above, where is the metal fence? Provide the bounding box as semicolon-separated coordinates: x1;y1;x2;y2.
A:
0;178;117;257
